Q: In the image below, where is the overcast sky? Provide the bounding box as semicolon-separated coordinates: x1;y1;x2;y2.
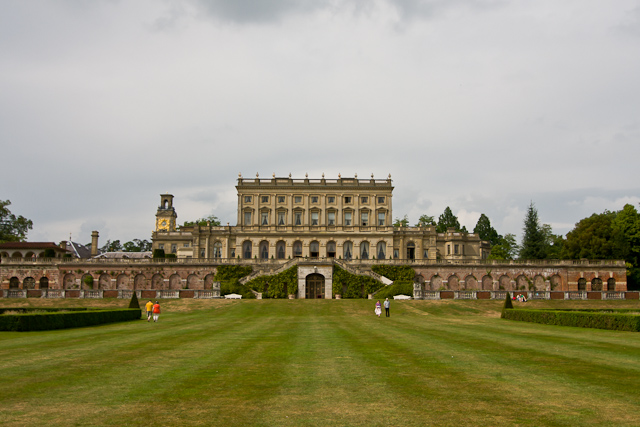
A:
2;0;639;246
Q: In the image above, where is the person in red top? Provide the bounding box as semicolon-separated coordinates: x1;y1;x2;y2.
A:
152;301;161;322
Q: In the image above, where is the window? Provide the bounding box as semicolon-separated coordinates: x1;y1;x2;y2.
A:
293;241;302;257
393;248;399;259
447;245;450;255
361;211;368;226
327;196;335;203
361;196;368;203
261;196;269;203
360;241;369;259
344;196;352;204
423;249;428;258
244;211;252;225
244;196;252;203
276;241;286;259
378;212;385;226
344;212;352;226
327;241;336;258
171;244;177;254
294;196;302;203
328;211;335;225
454;244;459;255
261;212;268;225
159;244;164;250
311;196;318;203
377;242;386;259
183;243;190;247
213;242;222;258
310;241;319;258
278;212;285;226
294;212;302;226
200;248;205;258
311;212;319;226
278;196;285;203
243;241;252;259
260;241;269;259
378;196;385;204
343;241;353;260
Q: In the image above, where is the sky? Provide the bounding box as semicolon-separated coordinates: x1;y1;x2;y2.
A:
2;0;639;246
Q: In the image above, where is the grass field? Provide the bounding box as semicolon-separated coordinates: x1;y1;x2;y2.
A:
1;298;639;427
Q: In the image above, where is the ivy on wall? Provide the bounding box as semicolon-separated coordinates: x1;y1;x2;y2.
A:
371;265;415;281
215;265;255;298
332;265;384;298
244;266;298;298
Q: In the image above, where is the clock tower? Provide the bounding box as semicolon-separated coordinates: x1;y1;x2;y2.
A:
155;194;177;232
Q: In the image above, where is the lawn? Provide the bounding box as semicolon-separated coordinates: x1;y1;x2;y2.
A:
0;298;639;427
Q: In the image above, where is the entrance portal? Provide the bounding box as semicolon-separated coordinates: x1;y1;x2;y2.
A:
305;274;325;299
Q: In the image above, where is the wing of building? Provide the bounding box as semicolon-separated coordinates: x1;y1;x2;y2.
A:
151;174;491;262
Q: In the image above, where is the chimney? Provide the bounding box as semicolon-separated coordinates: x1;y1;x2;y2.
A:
91;231;99;257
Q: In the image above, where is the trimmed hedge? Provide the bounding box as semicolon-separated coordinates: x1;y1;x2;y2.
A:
373;281;413;299
0;309;142;332
501;308;640;332
370;265;415;281
245;266;298;298
333;266;384;298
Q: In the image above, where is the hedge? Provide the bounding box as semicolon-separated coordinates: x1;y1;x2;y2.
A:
215;265;255;298
373;281;413;299
501;308;640;332
370;265;415;281
0;309;142;332
333;266;384;298
244;266;298;298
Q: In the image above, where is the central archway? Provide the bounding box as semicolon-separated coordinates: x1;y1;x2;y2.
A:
305;274;325;299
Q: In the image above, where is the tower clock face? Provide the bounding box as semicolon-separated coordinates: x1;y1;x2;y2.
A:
161;220;167;226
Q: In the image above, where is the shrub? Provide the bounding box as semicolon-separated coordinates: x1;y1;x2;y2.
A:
128;292;140;309
245;266;298;298
373;281;413;299
0;309;141;331
501;308;640;332
153;249;165;259
503;292;513;309
332;266;383;298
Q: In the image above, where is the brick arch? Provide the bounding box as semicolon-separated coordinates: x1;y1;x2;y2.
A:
81;274;94;290
64;273;77;289
39;276;49;289
134;274;147;290
464;275;478;290
430;274;443;291
152;274;164;289
550;274;562;291
533;275;546;291
482;275;493;290
187;274;201;289
23;277;36;289
99;273;111;290
591;277;603;291
447;274;460;290
169;273;182;290
499;274;512;291
204;274;214;290
116;274;130;290
516;274;529;291
9;277;20;288
607;277;616;291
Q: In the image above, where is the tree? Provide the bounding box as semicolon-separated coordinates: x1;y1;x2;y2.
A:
612;204;640;289
0;200;33;243
488;233;519;260
181;214;222;228
542;224;564;259
436;207;462;233
519;202;547;259
393;215;409;227
123;239;152;252
415;215;436;227
473;214;501;246
100;240;122;252
562;211;619;260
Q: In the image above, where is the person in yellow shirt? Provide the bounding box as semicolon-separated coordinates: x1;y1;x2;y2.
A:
145;300;154;322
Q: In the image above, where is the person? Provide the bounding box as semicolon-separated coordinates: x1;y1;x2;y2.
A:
375;300;382;317
145;300;154;322
384;297;390;317
152;301;161;322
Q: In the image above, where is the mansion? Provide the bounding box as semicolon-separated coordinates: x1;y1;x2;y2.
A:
152;174;492;262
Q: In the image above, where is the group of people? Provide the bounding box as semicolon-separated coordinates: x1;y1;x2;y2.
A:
374;298;391;317
513;294;528;302
145;300;161;322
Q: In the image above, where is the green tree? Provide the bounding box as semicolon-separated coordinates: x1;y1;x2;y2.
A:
436;207;462;233
0;200;33;243
612;204;640;289
542;224;564;259
415;215;436;227
519;202;547;259
488;233;519;260
100;240;122;252
473;214;501;246
182;214;222;228
123;239;152;252
562;211;619;260
393;215;409;227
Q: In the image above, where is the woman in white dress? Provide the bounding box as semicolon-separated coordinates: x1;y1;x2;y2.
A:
375;300;382;317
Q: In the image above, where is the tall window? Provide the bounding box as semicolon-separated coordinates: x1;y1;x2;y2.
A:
261;212;268;225
244;211;252;225
378;212;385;226
360;241;369;259
294;212;302;226
260;241;269;259
343;241;353;260
344;212;352;226
311;212;319;226
276;241;286;259
377;242;386;259
327;241;336;258
243;241;252;259
361;211;368;226
278;212;285;226
213;242;222;258
293;241;302;257
328;211;335;225
171;244;177;254
310;241;319;258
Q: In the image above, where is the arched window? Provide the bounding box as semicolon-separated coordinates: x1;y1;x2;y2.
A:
213;241;222;258
260;241;269;259
591;277;603;291
377;242;386;259
607;278;616;291
243;241;252;259
276;241;286;259
578;278;587;291
310;241;319;258
360;241;369;259
293;241;303;257
326;241;336;258
343;241;353;260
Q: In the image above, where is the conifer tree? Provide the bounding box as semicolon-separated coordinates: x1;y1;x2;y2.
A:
520;202;547;259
